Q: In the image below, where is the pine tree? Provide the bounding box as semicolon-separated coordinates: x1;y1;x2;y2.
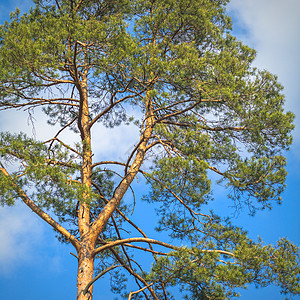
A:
0;0;299;299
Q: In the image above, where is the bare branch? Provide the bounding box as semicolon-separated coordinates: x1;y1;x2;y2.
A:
128;282;156;300
46;117;78;151
122;243;169;256
0;98;79;111
109;248;158;300
88;92;145;130
83;264;121;296
93;237;178;256
55;0;61;10
109;214;148;295
154;100;201;124
44;137;82;156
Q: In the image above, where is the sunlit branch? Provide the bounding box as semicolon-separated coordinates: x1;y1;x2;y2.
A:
151;135;174;157
93;237;178;256
31;69;75;84
92;161;127;169
90;96;155;239
92;168;136;211
207;165;224;176
92;179;158;253
128;282;156;300
122;243;169;256
74;0;84;12
0;164;80;251
92;181;139;230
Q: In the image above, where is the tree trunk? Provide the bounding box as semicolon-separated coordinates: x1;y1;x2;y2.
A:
77;242;95;300
77;74;95;300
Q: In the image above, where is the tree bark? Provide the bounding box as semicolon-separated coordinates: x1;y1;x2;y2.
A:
78;75;92;238
77;74;95;299
77;242;95;300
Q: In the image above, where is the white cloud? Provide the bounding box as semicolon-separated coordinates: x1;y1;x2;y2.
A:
228;0;300;143
0;108;80;149
228;0;300;74
92;122;140;162
0;106;141;164
0;204;45;275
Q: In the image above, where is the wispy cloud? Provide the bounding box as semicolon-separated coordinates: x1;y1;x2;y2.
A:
228;0;300;144
92;122;140;162
0;204;44;275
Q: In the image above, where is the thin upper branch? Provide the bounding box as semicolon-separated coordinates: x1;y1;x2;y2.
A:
122;243;169;256
88;91;145;130
154;99;201;124
0;98;79;111
55;0;61;10
109;214;149;296
74;0;84;12
44;137;82;156
46;117;78;151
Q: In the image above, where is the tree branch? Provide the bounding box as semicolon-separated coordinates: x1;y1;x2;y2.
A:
0;165;80;251
109;214;149;296
122;243;169;256
154;100;201;124
46;117;78;151
83;264;121;296
93;237;178;256
109;247;158;300
44;137;82;156
88;92;145;130
128;282;156;300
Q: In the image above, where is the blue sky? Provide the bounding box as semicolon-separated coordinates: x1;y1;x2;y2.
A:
0;0;299;299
